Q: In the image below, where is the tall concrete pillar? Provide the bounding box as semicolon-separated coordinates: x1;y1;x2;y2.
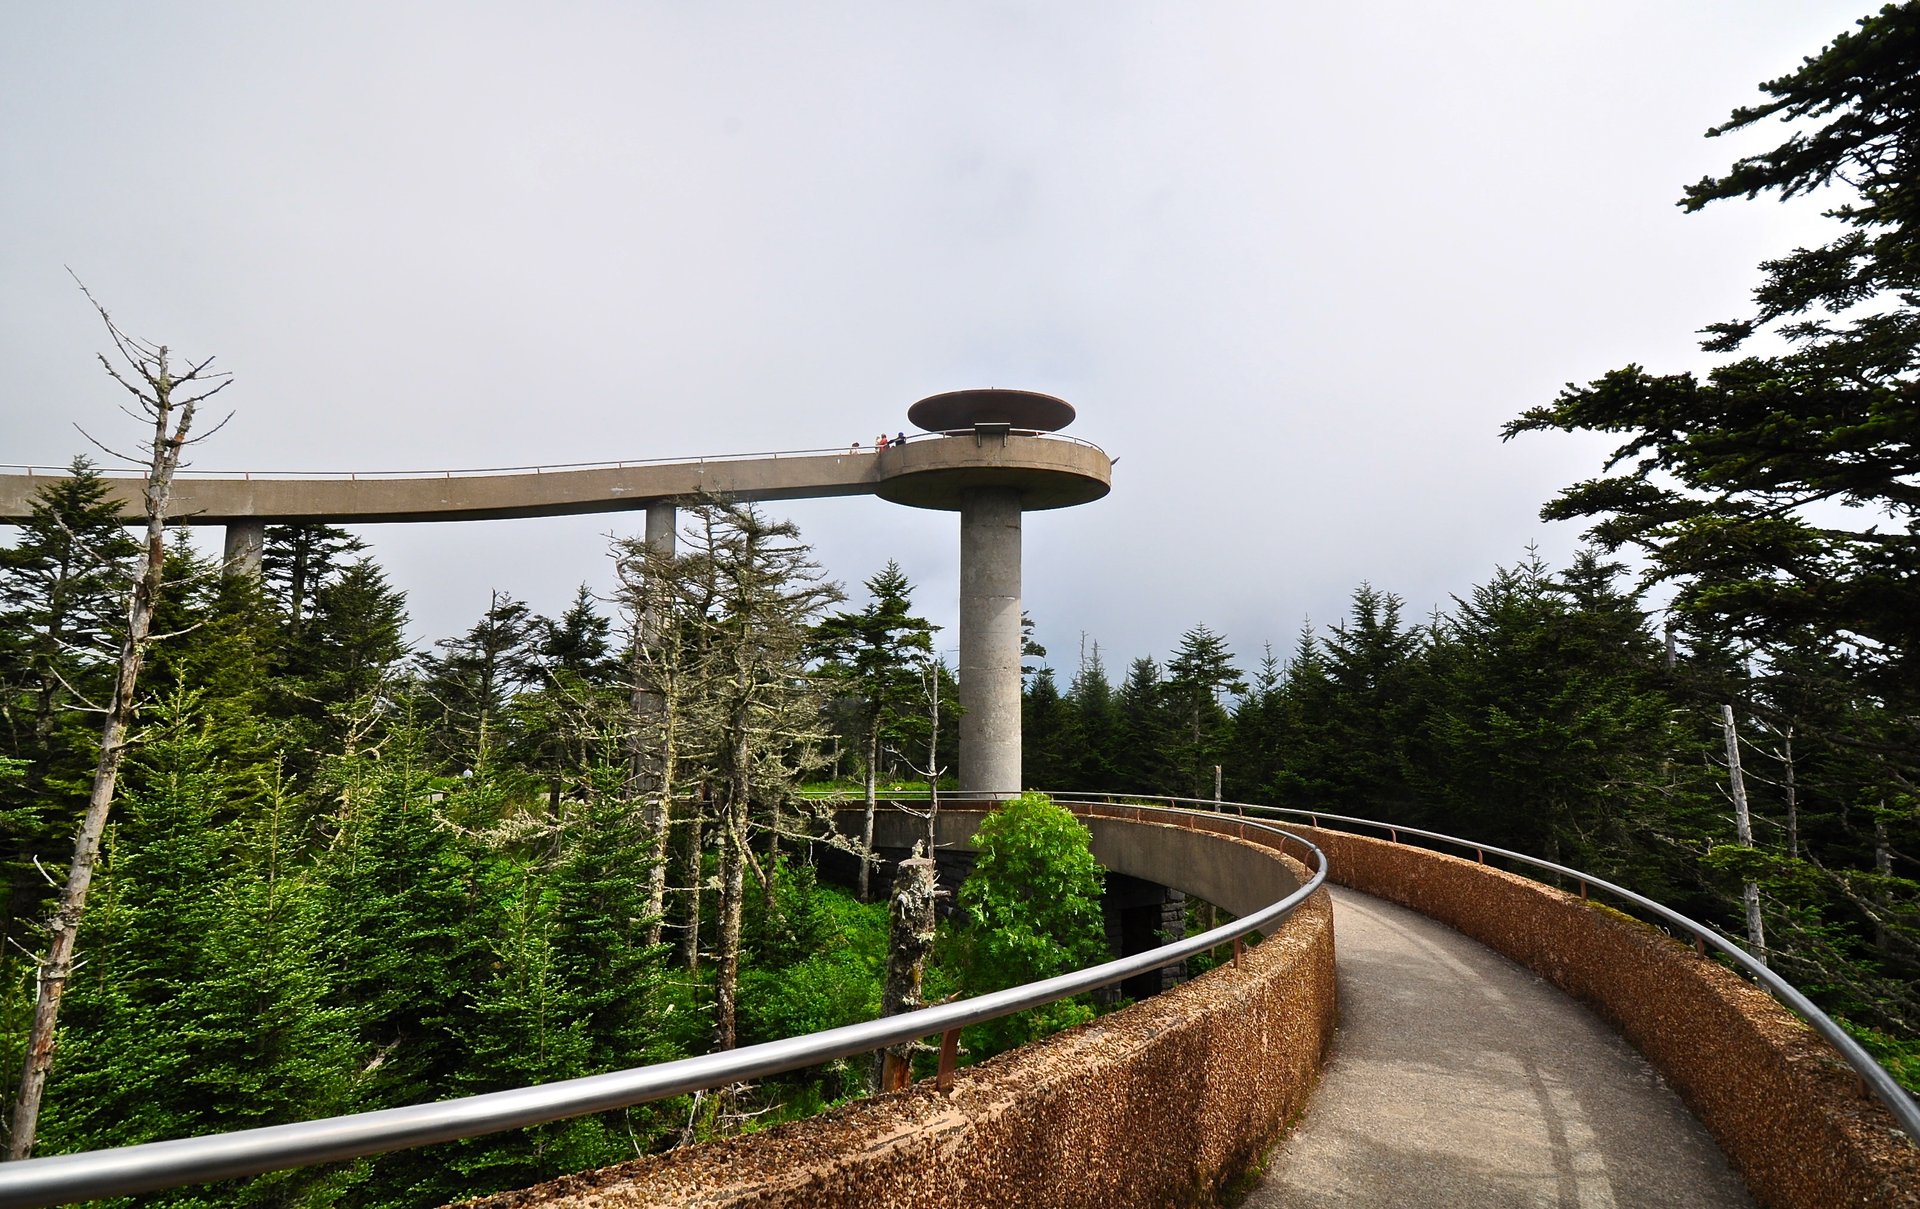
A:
958;486;1022;797
222;522;266;580
645;501;677;560
634;501;678;794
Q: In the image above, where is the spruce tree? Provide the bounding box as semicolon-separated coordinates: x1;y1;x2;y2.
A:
811;560;937;898
0;461;139;988
261;524;366;636
1224;645;1286;802
1060;641;1119;791
1114;657;1177;795
1021;666;1072;791
1165;624;1246;799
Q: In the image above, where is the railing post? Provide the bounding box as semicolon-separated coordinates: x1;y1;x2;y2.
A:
880;1051;913;1093
936;1028;961;1092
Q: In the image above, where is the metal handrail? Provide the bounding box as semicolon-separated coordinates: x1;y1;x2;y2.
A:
1043;790;1920;1146
0;804;1322;1207
0;430;1110;483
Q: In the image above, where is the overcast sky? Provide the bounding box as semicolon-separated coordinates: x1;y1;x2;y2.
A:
0;2;1866;679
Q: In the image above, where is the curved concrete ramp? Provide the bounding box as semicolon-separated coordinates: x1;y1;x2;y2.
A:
1247;887;1753;1209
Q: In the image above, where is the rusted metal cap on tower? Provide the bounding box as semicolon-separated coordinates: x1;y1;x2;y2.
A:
907;388;1075;434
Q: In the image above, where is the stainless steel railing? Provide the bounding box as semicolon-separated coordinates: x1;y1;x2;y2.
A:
1044;790;1920;1146
0;803;1321;1207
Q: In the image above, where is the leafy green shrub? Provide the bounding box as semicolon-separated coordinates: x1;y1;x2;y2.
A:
938;792;1109;1057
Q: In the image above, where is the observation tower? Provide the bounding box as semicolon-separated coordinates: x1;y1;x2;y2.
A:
0;387;1113;799
876;389;1109;797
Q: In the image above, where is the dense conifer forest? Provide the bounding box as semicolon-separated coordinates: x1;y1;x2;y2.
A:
0;487;1121;1204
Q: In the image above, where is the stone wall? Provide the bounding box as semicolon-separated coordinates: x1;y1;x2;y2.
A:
460;820;1336;1209
1292;825;1920;1209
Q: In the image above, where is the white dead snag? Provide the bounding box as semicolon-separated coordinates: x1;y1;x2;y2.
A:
859;720;880;901
615;533;683;950
874;851;938;1093
1721;704;1767;966
7;287;229;1161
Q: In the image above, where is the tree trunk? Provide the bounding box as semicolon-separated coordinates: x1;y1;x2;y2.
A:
925;662;940;852
1874;811;1891;955
859;718;879;901
873;853;937;1093
712;677;755;1052
713;742;750;1051
627;532;678;950
641;730;675;950
1721;704;1767;965
677;784;705;973
1782;729;1798;860
9;337;202;1160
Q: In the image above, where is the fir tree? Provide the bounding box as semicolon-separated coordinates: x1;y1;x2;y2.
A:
1165;624;1246;799
811;560;937;898
1114;657;1176;795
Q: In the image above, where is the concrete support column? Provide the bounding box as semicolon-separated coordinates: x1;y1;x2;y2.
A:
634;502;678;795
644;501;677;560
222;522;266;580
958;486;1022;798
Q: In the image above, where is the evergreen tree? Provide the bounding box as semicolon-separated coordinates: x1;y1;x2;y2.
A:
0;462;139;974
261;524;366;638
539;585;621;687
442;857;601;1199
1113;657;1176;795
1021;666;1072;791
546;750;675;1083
417;591;541;773
1503;6;1920;1073
141;537;279;772
811;561;937;898
1224;645;1287;803
1419;550;1680;873
1165;624;1247;799
1282;585;1426;820
38;696;356;1205
316;721;490;1202
0;460;138;769
511;588;625;816
1062;640;1119;791
1506;6;1920;699
300;559;410;721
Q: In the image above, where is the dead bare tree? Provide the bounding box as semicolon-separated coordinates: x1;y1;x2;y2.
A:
7;283;231;1160
613;532;696;951
873;848;938;1093
1721;704;1767;965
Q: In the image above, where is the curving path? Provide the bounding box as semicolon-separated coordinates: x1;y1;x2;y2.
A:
1246;887;1755;1209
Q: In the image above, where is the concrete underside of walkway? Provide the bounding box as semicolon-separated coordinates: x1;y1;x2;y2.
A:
1245;887;1755;1209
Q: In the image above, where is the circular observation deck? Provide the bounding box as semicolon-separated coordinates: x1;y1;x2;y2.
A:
877;388;1109;512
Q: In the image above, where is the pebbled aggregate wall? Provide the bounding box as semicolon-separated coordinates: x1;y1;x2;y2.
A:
1291;825;1920;1209
460;822;1335;1209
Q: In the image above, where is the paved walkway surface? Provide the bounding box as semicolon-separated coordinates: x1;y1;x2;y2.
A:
1245;887;1755;1209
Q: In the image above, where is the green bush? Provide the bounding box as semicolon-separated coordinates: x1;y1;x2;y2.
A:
938;792;1109;1057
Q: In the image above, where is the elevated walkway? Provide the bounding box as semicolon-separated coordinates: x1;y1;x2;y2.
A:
1250;887;1753;1208
0;433;1111;524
